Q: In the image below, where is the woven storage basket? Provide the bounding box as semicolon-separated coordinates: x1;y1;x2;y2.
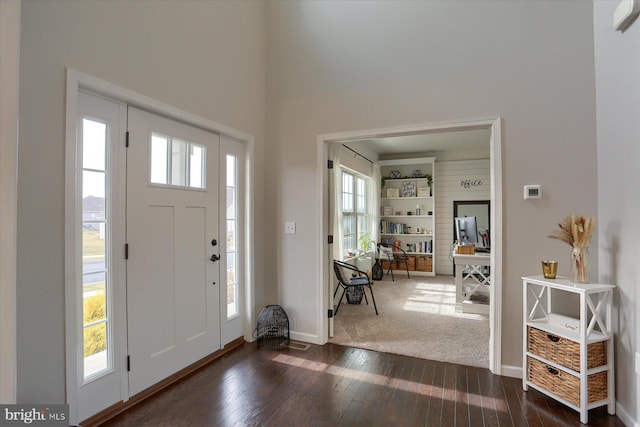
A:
416;257;432;272
381;260;395;271
528;327;606;372
528;357;607;407
407;256;416;271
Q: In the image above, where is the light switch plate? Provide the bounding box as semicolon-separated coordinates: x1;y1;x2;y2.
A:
523;185;542;200
285;221;296;234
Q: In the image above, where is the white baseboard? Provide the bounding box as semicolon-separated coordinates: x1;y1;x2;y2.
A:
290;331;322;345
616;402;639;427
501;364;523;379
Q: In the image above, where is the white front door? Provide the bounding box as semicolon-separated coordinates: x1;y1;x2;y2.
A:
126;107;221;396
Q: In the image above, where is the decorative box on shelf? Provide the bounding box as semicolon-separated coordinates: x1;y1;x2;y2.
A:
521;275;615;424
386;188;400;198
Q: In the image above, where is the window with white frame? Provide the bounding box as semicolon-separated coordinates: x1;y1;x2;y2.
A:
341;170;369;258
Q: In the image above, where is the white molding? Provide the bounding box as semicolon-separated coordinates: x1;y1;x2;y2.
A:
501;364;523;379
67;69;254;143
378;157;436;166
0;0;20;405
64;68;256;423
316;139;329;343
615;402;639;427
64;68;81;425
317;116;504;375
290;331;322;345
489;117;503;375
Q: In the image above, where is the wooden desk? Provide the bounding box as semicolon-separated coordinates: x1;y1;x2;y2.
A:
453;253;491;315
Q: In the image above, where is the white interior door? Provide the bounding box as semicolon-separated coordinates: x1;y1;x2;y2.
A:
126;107;221;396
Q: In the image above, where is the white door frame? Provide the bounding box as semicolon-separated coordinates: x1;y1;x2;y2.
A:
64;68;256;423
316;117;504;375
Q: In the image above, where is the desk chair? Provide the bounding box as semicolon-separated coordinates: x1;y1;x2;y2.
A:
333;260;378;315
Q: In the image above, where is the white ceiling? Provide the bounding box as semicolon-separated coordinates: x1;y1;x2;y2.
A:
343;128;491;158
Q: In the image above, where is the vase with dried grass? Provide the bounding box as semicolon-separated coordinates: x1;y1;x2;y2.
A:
548;214;596;284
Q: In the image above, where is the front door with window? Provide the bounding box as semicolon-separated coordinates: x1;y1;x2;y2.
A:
70;86;249;424
126;107;221;396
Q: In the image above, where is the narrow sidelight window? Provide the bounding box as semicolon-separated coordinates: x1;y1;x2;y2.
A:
81;118;111;380
226;154;238;318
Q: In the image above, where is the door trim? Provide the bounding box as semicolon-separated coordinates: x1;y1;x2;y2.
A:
64;68;256;424
316;117;503;375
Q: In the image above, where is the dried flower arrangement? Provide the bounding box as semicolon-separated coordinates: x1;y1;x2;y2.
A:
548;214;596;283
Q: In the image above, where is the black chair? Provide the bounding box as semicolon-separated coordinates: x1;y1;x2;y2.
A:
377;243;410;281
333;260;378;315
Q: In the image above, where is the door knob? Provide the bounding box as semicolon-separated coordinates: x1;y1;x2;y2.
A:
211;239;217;246
210;254;220;262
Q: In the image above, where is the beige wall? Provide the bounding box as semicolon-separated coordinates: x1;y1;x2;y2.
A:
0;0;21;404
17;0;266;402
266;0;598;367
594;0;640;423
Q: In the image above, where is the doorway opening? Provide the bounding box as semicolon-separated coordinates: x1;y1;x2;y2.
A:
317;117;503;374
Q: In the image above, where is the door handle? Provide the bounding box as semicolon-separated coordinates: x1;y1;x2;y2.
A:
210;254;220;262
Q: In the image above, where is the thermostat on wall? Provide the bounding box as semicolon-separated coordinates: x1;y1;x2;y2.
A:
524;185;542;200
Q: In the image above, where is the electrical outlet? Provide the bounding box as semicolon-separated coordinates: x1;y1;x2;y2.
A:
285;221;296;234
636;352;640;375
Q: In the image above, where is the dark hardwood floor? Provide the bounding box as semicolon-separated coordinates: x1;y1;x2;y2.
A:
102;343;624;427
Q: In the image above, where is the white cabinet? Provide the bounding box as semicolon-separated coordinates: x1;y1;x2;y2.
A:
379;157;435;276
522;275;615;424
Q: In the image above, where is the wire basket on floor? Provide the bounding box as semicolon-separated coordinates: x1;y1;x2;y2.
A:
254;305;290;350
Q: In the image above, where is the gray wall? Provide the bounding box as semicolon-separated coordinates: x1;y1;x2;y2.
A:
594;0;640;422
17;0;266;402
265;0;598;368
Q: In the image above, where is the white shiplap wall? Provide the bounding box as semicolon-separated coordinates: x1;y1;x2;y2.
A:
435;159;490;275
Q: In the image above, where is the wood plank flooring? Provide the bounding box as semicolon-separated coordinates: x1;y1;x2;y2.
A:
102;343;624;427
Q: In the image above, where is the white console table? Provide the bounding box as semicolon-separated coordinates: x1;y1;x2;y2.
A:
453;253;491;315
522;275;615;424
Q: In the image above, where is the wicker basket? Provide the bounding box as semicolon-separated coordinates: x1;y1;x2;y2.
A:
527;357;608;407
407;256;416;271
381;260;395;271
416;256;432;272
528;327;606;372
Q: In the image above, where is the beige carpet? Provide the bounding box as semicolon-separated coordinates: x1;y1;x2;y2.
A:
330;275;490;368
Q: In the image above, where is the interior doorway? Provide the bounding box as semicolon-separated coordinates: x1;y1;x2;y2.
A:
317;117;504;374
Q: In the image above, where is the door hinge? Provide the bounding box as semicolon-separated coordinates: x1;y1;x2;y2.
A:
127;355;131;372
125;131;130;147
328;309;333;318
125;243;129;260
328;235;333;244
328;160;333;169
